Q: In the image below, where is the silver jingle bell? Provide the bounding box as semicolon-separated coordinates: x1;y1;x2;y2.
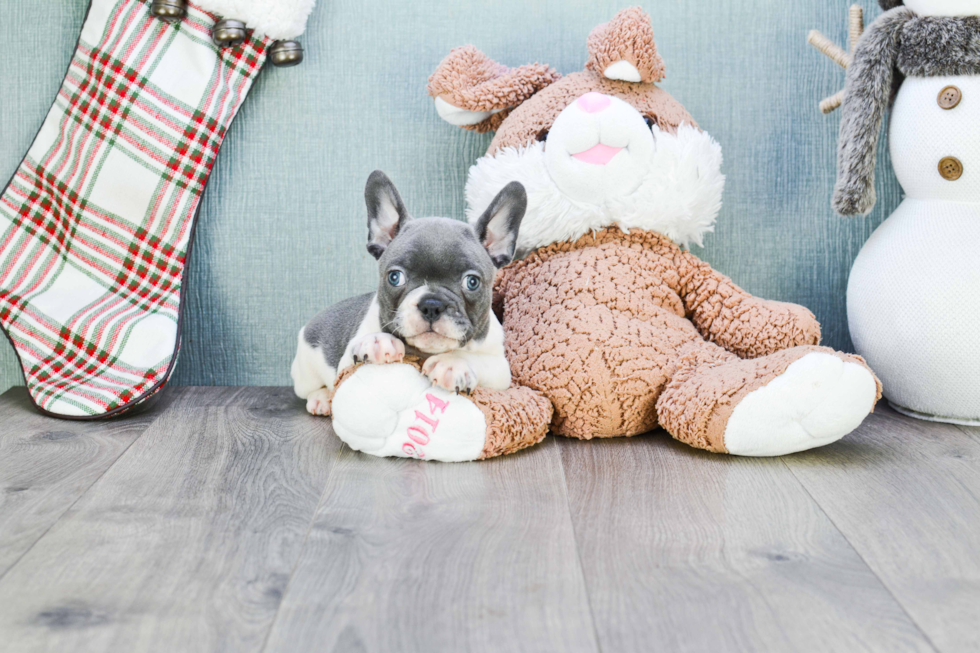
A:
269;40;304;67
149;0;186;21
212;19;248;48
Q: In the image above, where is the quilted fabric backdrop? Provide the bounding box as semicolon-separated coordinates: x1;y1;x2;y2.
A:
0;0;902;395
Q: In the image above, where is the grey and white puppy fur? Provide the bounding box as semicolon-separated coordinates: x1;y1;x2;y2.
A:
291;170;527;416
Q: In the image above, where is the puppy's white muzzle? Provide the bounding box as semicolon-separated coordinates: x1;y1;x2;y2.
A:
397;285;466;354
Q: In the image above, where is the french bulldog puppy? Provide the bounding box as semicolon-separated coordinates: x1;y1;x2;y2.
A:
292;170;526;416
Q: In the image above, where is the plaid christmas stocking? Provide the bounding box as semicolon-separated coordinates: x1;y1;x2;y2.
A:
0;0;313;418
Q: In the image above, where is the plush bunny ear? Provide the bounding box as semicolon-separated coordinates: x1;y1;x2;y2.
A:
585;7;666;84
427;46;561;133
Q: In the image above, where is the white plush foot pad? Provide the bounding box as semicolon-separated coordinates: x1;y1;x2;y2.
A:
724;353;878;457
330;364;488;462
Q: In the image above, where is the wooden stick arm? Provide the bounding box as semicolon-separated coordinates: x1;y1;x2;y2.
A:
849;5;864;52
820;90;845;115
809;5;864;115
808;30;851;69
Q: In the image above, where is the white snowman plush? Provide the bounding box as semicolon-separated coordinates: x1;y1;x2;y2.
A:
830;0;980;424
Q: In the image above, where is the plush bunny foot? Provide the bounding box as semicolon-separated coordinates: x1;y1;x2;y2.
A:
329;360;552;462
723;352;879;456
658;346;881;456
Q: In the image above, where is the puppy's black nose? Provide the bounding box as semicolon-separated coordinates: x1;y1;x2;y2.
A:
418;295;446;322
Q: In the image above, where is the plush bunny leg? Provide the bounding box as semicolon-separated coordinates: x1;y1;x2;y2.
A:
468;384;553;459
657;345;881;456
328;358;551;462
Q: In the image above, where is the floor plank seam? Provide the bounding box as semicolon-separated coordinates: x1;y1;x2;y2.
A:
954;424;980;445
780;459;942;653
257;439;343;653
0;410;166;585
554;439;604;653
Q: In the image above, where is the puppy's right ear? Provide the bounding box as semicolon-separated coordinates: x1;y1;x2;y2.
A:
365;170;410;259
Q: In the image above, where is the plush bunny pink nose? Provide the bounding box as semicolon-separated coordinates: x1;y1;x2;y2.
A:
576;92;611;113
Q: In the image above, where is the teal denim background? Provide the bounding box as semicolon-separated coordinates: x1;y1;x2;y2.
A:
0;0;900;395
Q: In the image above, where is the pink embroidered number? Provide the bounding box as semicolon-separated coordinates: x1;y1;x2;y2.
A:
403;442;424;458
407;426;430;446
414;410;439;430
427;393;449;415
402;393;448;459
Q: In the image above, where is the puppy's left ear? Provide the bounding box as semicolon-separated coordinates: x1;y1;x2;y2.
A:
474;182;526;268
365;170;410;259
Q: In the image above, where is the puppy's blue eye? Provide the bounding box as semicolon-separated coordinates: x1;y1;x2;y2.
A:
387;270;406;287
464;274;481;291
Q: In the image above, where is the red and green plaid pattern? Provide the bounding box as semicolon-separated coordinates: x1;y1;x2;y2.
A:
0;0;269;417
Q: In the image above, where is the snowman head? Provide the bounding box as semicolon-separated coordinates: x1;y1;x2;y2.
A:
428;8;725;252
881;0;980;16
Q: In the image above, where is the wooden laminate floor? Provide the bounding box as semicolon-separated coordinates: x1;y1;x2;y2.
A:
0;386;978;652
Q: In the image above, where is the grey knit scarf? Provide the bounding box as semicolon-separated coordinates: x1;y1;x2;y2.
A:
833;8;980;215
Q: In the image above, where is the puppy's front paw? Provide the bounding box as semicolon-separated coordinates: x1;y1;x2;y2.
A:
423;355;478;394
351;333;405;365
306;388;332;416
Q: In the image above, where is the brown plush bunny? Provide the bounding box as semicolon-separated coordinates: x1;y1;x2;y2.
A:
422;7;883;456
328;8;881;461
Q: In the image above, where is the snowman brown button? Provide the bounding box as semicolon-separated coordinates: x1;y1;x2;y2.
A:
938;86;962;110
939;157;963;181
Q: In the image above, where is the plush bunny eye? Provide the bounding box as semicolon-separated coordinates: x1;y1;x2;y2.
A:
387;270;406;287
463;274;481;291
536;128;550;142
644;116;657;129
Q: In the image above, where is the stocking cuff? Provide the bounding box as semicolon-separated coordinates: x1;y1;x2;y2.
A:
196;0;316;39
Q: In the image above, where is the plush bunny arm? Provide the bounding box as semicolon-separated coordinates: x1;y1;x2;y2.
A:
676;252;821;359
833;7;913;216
